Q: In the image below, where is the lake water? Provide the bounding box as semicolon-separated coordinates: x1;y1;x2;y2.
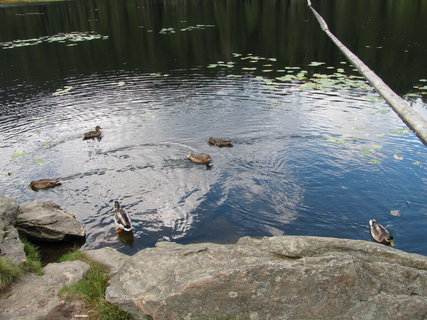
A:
1;0;426;256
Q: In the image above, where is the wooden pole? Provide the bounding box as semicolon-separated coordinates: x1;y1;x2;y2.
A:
307;0;427;145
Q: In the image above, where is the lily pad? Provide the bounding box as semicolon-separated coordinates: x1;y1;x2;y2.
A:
308;61;325;67
369;159;381;165
12;151;27;158
390;128;410;136
32;158;47;164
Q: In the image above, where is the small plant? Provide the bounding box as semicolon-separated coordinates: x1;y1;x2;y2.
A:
60;252;134;320
0;256;22;290
20;236;43;275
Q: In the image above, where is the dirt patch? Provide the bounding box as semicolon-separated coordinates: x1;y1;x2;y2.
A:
38;300;89;320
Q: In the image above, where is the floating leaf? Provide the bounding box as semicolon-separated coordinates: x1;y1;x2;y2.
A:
390;128;410;136
241;67;257;71
362;148;373;156
376;132;385;137
390;210;400;216
12;151;27;158
413;161;422;166
32;158;46;164
369;159;381;165
53;86;73;96
376;110;389;114
0;32;108;50
308;61;325;67
276;75;295;82
117;81;125;86
159;28;175;34
393;154;403;161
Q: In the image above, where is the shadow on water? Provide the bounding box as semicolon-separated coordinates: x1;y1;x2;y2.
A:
0;0;427;256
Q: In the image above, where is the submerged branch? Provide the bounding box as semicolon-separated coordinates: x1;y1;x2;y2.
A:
307;0;427;145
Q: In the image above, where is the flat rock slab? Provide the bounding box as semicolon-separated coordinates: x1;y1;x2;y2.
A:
0;260;90;320
104;236;427;320
16;200;85;242
0;195;26;264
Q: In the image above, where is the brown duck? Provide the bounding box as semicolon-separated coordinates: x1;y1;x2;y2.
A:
369;219;394;246
208;138;233;147
29;179;61;191
83;126;102;139
187;154;212;165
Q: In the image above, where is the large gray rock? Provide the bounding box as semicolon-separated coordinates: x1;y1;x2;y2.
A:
0;195;26;264
104;236;427;320
0;260;90;320
16;200;86;242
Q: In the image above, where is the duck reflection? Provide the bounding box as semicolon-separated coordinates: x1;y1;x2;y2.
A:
117;229;134;247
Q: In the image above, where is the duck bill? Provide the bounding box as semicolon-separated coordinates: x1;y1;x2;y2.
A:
389;239;395;247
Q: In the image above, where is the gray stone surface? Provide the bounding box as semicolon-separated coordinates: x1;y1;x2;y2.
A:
85;247;131;274
0;195;26;264
16;200;85;242
104;236;427;320
0;260;90;320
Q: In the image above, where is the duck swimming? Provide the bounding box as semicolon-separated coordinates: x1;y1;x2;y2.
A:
114;201;132;233
187;154;212;166
208;138;233;147
29;179;61;191
369;219;394;246
83;126;102;140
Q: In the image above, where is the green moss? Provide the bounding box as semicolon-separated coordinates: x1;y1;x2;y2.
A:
0;256;23;290
59;252;133;320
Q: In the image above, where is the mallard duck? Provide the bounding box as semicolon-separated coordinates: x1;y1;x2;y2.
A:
369;219;394;246
83;126;102;139
188;154;212;165
29;179;61;191
114;201;132;233
208;138;233;147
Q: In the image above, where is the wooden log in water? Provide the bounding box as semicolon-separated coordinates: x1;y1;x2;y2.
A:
306;0;427;146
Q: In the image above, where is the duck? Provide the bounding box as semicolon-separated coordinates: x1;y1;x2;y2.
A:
83;126;102;140
187;154;212;166
29;179;61;191
114;201;132;233
208;137;233;147
369;219;394;246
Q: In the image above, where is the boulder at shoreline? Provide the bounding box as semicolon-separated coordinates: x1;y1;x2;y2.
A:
16;200;86;242
0;195;26;264
86;236;427;320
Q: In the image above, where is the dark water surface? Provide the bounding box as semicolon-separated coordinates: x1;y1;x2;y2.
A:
0;0;426;256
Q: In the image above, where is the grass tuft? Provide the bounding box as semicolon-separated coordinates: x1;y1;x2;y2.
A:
0;256;23;290
59;252;133;320
20;236;43;275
